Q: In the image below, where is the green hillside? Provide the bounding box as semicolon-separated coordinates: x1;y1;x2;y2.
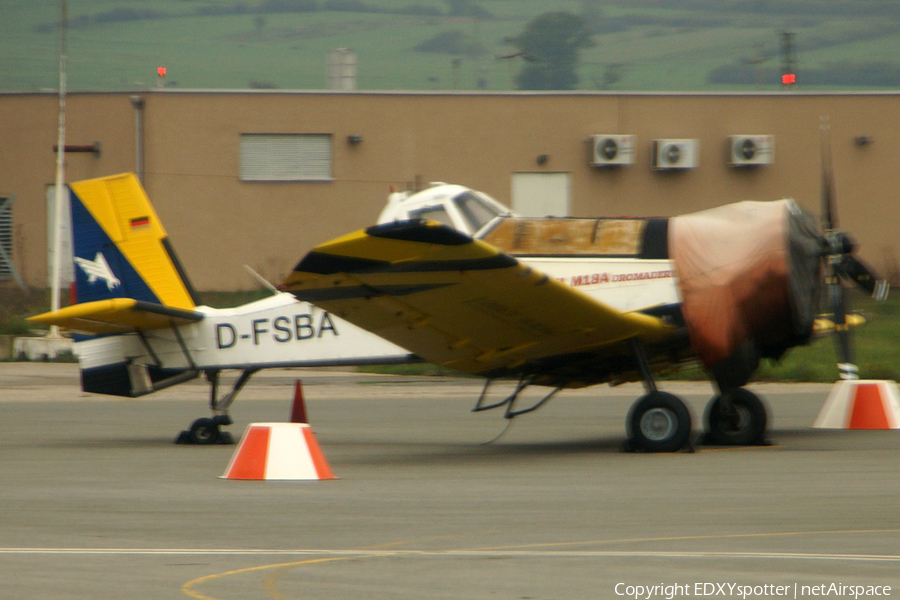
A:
3;0;900;92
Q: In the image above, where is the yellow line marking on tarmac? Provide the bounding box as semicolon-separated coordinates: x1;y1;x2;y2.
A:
181;557;359;600
170;528;900;599
248;534;501;599
262;563;304;600
2;531;898;600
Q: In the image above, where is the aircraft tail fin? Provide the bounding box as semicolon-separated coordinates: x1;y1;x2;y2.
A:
68;173;200;309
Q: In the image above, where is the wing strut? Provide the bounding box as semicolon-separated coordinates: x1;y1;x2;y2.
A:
136;330;162;367
472;376;561;419
629;337;658;393
171;324;198;371
125;323;201;396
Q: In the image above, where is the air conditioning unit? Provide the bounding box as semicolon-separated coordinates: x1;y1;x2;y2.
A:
591;135;635;166
728;135;774;166
652;139;698;170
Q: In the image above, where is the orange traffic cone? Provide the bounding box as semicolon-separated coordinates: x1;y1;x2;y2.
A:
222;423;336;480
290;380;308;424
813;380;900;429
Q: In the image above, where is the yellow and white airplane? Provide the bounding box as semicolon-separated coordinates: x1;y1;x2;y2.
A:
31;169;886;452
282;157;886;453
29;174;414;444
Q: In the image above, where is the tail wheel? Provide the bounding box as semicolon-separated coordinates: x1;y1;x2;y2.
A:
704;388;767;446
188;417;220;445
627;391;692;453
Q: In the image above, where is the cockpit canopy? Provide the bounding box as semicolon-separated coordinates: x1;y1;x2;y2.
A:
376;183;514;237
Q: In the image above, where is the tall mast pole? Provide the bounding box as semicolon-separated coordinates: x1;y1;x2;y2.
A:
49;0;67;338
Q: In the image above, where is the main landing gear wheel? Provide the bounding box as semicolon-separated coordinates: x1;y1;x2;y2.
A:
704;388;767;446
627;391;692;453
175;415;235;445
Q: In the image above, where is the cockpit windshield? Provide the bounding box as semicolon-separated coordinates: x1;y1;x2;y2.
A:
409;205;455;228
453;192;503;233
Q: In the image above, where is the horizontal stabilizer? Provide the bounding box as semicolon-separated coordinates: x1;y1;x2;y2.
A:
28;298;204;335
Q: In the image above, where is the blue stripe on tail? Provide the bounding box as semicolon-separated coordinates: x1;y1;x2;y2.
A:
70;188;161;305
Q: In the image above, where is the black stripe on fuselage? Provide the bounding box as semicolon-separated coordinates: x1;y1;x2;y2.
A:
365;220;472;246
639;218;670;259
295;252;391;275
295;251;517;276
386;253;517;272
292;283;454;302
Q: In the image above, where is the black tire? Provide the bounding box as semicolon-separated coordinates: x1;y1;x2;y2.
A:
627;391;692;453
189;418;220;445
704;388;767;446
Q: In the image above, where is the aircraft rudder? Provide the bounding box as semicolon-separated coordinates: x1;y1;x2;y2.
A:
68;173;199;309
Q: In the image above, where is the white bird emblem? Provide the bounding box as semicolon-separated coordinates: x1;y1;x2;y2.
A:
74;252;122;291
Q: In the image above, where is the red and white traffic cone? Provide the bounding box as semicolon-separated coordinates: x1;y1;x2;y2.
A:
813;380;900;429
222;422;336;480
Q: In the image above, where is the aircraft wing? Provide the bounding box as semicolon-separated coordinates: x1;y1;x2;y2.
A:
282;220;673;381
28;298;204;335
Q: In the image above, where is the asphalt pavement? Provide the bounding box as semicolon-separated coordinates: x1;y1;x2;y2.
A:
1;363;899;600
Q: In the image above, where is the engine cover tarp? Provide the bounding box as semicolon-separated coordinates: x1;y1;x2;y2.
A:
670;200;820;378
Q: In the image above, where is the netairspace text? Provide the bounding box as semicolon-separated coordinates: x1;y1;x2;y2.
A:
614;582;892;600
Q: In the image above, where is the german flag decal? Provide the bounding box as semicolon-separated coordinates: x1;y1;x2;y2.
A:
130;216;151;229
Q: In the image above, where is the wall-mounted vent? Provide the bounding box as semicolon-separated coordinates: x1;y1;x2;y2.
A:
591;135;635;167
728;135;774;167
652;139;698;170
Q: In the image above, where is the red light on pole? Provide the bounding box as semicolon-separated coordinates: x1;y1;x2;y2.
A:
157;66;166;78
782;73;795;85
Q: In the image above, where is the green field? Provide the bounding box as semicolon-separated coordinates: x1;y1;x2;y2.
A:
3;0;900;92
5;284;898;383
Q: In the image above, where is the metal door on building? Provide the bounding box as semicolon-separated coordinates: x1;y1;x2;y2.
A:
45;185;74;288
510;172;570;218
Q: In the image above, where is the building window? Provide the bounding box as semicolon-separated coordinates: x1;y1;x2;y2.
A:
0;195;21;286
240;134;333;182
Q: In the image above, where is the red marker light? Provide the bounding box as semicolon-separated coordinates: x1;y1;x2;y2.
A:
782;73;795;85
158;66;167;78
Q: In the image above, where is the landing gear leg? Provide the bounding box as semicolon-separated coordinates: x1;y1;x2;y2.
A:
703;388;768;446
624;338;693;453
175;369;258;445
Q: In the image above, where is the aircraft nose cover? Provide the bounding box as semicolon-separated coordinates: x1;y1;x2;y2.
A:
669;200;820;386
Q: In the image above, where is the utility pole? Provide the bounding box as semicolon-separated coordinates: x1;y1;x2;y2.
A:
781;31;796;87
49;0;67;338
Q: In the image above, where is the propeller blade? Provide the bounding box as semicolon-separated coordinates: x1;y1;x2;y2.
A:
816;117;886;381
837;254;890;300
826;262;858;380
820;117;838;231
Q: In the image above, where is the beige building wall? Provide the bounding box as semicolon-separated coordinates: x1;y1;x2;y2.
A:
2;90;899;291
